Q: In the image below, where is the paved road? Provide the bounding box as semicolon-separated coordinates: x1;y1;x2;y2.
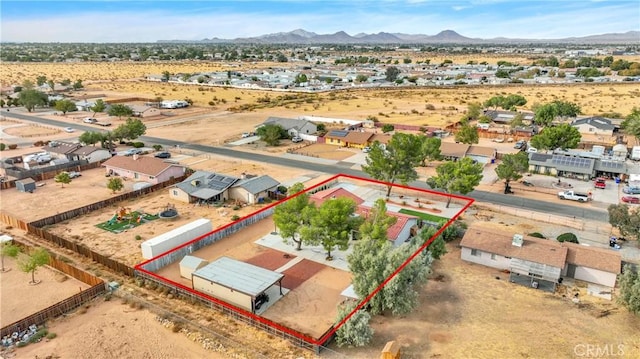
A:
4;110;609;221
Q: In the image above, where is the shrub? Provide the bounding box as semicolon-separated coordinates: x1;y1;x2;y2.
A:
152;144;163;151
8;144;17;150
557;232;579;243
0;143;5;151
46;332;57;340
231;215;240;221
135;235;142;241
528;232;546;238
132;142;145;148
232;205;240;211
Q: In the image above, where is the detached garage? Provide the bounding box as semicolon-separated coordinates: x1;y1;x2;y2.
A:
192;256;284;314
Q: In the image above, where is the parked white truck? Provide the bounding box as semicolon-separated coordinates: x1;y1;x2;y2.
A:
631;146;640;161
558;190;590;202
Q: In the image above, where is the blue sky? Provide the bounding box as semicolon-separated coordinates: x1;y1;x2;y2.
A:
1;0;639;43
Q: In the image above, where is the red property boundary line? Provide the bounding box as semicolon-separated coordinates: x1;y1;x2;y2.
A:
134;173;473;348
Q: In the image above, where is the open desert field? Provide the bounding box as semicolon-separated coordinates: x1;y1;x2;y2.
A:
2;58;639;134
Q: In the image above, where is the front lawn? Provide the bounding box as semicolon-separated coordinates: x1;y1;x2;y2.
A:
96;211;159;233
398;208;448;223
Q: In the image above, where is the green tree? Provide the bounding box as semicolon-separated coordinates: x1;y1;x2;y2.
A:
362;133;422;197
427;157;483;207
495;152;529;193
419;136;442;166
18;89;48;112
533;103;557;126
530;123;581;151
334;301;373;347
22;79;35;90
90;99;107;117
466;102;483;120
273;183;314;250
36;75;47;86
47;79;55;92
79;131;103;146
256;123;286;146
113;117;146;141
162;71;171;81
1;242;20;272
73;79;84;90
355;74;368;83
607;204;637;238
426;234;447;260
617;265;640;315
381;124;394;133
107;177;124;194
509;113;526;128
294;73;308;84
108;104;134;120
54;172;72;188
18;247;50;285
348;230;392;313
299;197;361;260
621;107;640;143
358;198;397;246
385;66;400;82
454;124;479;144
54;99;77;115
551;100;581;120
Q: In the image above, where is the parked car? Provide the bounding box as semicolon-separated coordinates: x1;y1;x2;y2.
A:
292;136;303;143
622;196;640;204
623;186;640;194
241;132;252;138
83;118;97;123
154;151;171;159
63;127;75;133
121;148;142;156
514;140;527;150
362;146;371;153
66;171;82;179
594;178;606;189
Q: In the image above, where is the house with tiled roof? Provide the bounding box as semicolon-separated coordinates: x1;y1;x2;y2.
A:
102;155;185;185
309;187;365;207
460;224;621;299
229;174;280;205
171;170;239;204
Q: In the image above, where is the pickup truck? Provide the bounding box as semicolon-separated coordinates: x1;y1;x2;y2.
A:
594;178;606;189
558;190;590;202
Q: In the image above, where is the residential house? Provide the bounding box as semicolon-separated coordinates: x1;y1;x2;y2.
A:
71;146;112;163
324;130;374;149
439;142;470;161
102;155;185;185
466;145;497;164
459;224;621;299
130;105;161;118
309;187;365;207
42;141;82;161
260;117;318;137
528;149;628;180
170;171;239;204
571;117;615;136
228;174;280;205
484;110;535;125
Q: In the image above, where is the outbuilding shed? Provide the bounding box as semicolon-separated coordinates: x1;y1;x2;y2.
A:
192;256;284;313
179;255;209;279
16;178;36;193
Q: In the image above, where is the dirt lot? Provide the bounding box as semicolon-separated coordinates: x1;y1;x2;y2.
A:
0;255;90;327
325;212;640;358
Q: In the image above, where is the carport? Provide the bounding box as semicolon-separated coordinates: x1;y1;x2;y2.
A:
191;256;284;313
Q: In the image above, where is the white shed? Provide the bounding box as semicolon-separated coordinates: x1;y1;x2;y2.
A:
179;255;208;279
141;218;212;259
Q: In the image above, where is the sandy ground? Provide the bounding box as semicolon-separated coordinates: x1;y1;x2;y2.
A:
0;255;90;327
5;298;224;359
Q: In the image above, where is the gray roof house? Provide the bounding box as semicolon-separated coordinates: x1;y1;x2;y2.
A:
484;110;535;124
229;174;280;204
170;171;239;203
260;117;318;136
571;117;615;136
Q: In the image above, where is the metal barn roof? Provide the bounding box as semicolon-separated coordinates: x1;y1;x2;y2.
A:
192;256;284;297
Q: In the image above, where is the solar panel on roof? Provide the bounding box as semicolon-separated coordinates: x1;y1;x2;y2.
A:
330;130;349;137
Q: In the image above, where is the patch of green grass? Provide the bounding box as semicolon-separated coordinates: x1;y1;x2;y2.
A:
399;208;448;223
96;211;159;233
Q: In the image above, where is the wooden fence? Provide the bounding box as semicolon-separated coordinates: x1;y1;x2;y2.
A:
1;238;106;338
29;175;186;227
1;161;104;187
0;283;106;338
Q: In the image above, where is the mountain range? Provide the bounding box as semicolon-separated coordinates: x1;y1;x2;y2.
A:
158;29;640;45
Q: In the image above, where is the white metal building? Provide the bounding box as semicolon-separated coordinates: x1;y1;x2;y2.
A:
192;256;284;313
141;218;212;259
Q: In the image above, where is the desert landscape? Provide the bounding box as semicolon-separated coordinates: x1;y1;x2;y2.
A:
2;50;640;359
